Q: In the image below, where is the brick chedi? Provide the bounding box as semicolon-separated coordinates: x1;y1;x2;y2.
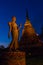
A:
19;10;42;50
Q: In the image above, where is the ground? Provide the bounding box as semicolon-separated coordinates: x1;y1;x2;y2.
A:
26;56;43;65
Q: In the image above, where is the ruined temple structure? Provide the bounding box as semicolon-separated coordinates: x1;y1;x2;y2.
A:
0;10;43;65
7;10;43;51
19;10;43;50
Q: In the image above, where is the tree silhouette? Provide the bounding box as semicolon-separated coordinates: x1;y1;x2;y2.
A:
0;45;5;49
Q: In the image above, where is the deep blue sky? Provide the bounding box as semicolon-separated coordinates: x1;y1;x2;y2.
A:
0;0;43;47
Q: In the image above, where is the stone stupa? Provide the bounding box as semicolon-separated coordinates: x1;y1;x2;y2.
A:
19;10;42;50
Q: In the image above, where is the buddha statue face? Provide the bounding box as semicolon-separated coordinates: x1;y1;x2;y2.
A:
12;16;16;22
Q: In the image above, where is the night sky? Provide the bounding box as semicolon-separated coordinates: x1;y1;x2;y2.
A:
0;0;43;47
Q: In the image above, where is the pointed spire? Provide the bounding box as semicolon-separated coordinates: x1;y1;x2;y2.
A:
26;9;29;20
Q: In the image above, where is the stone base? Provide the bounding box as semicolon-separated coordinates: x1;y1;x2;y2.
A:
1;51;26;65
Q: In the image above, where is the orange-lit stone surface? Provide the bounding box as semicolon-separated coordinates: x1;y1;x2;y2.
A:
1;51;26;65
